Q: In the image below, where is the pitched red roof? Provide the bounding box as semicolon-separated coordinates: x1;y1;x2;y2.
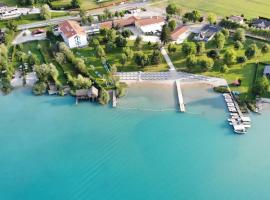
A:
171;26;188;41
59;20;85;38
99;16;139;29
135;16;164;27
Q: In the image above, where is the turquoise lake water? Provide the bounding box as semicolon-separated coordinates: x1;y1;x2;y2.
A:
0;84;270;200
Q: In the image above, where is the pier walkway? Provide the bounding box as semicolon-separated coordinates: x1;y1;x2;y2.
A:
112;90;117;108
176;80;185;112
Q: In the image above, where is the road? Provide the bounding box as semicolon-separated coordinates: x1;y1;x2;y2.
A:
17;15;81;30
17;1;162;30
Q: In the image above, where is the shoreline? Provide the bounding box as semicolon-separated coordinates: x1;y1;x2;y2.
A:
121;79;217;88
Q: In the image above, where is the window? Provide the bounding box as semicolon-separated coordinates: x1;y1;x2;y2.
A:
74;35;81;47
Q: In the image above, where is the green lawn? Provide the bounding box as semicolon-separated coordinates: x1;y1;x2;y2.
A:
72;40;169;74
168;38;270;98
20;40;71;84
51;0;123;10
0;12;68;28
152;0;270;18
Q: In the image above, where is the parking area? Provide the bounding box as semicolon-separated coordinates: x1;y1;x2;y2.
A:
127;26;161;43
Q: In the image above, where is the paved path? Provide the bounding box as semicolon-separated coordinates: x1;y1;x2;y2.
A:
160;47;176;71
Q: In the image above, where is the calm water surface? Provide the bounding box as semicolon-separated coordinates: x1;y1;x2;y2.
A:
0;84;270;200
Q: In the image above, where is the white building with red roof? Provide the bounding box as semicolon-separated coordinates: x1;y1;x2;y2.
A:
58;20;88;48
171;26;190;44
135;16;165;34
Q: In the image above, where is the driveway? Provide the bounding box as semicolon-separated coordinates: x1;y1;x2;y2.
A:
12;30;47;45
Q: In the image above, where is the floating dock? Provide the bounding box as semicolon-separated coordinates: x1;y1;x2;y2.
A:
176;80;185;112
112;90;117;108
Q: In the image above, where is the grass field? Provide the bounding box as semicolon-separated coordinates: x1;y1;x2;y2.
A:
168;38;270;98
152;0;270;18
0;12;68;28
50;0;123;10
72;40;169;74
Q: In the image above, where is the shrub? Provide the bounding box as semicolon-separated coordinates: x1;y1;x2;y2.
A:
207;49;220;59
98;88;110;105
150;50;162;65
32;82;47;95
245;43;259;59
213;86;230;93
223;49;237;65
261;44;270;54
181;42;196;56
234;40;243;50
237;55;247;63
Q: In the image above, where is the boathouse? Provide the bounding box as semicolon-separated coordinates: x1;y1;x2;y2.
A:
75;86;99;101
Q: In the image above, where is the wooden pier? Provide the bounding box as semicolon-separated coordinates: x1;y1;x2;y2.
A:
112;90;117;108
176;80;185;112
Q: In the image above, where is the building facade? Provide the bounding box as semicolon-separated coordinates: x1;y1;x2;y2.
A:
58;20;88;48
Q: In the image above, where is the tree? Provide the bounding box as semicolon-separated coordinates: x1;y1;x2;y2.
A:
105;42;116;53
96;45;106;58
196;42;205;55
207;49;220;60
214;32;226;49
120;53;127;66
72;74;92;89
55;52;66;64
245;43;259;59
79;9;87;24
220;64;228;73
134;36;142;49
103;29;117;43
252;76;270;96
115;36;127;48
28;54;38;66
224;49;237;65
40;4;51;20
168;43;177;54
160;24;171;44
88;15;94;25
166;3;177;15
71;0;81;8
99;88;110;105
123;47;134;60
234;40;243;50
181;42;196;56
135;51;149;67
150;50;162;65
237;55;247;64
121;29;132;38
221;28;230;39
168;20;176;31
207;13;217;25
234;28;246;42
32;82;47;95
186;55;197;70
198;56;214;71
90;38;100;48
183;10;202;22
261;44;270;54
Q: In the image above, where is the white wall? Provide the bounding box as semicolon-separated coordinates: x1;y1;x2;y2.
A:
61;33;88;48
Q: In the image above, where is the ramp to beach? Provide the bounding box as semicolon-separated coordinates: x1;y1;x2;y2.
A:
176;80;185;112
